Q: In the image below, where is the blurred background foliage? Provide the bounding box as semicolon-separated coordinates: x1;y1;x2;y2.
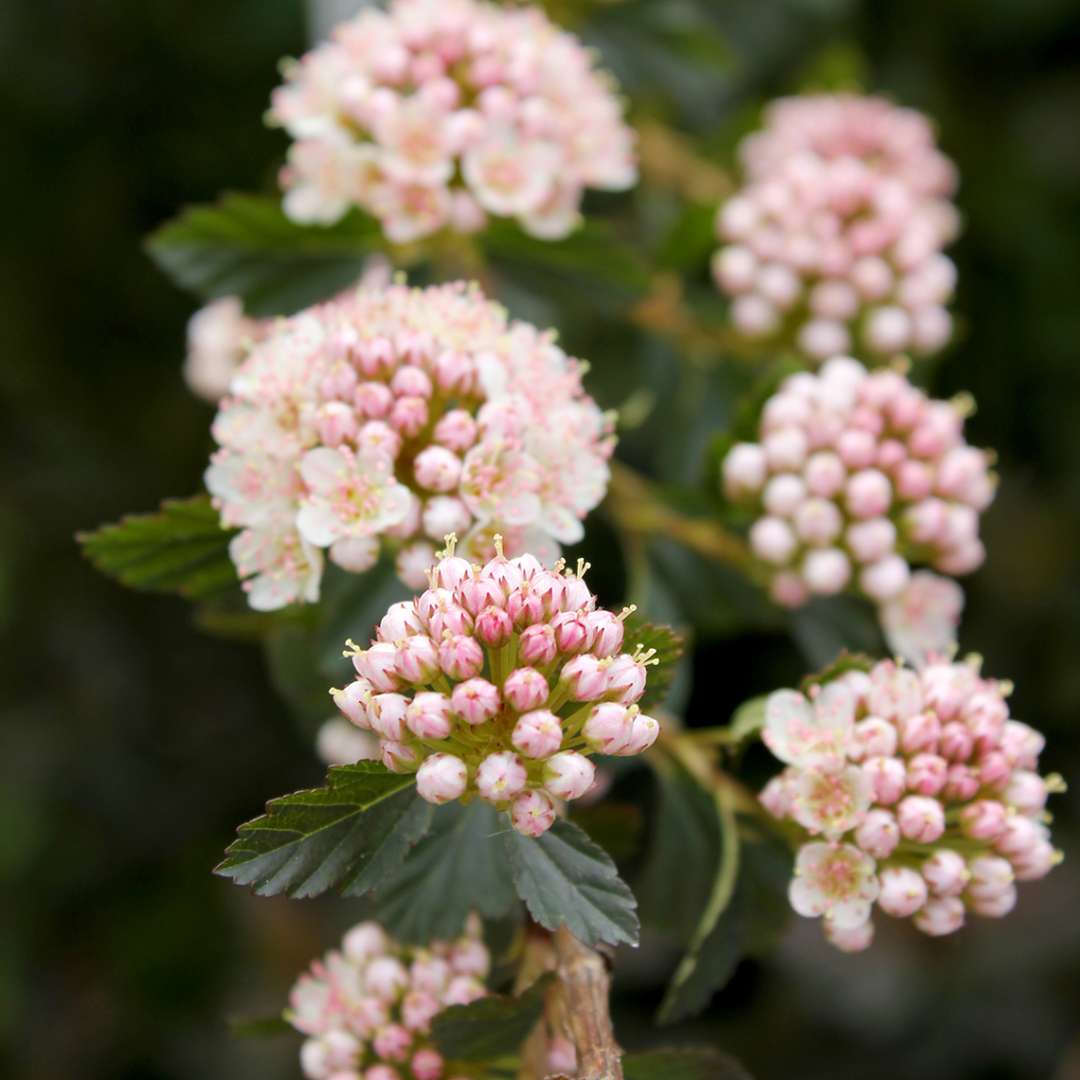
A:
3;0;1080;1077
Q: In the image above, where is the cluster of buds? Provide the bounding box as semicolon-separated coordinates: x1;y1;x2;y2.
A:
269;0;636;242
333;538;660;837
205;280;614;610
288;917;488;1080
722;355;995;608
759;656;1062;951
713;94;959;361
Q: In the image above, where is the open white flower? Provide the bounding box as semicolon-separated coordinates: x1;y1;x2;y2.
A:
789;841;880;929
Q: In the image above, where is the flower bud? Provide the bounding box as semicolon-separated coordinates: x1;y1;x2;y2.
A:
914;895;964;937
512;709;562;758
433;408;477;452
906;753;947;796
511;789;557;837
369;693;410;741
966;854;1014;900
410;1049;445;1080
824;918;875;953
333;680;373;729
401;991;440;1033
475;751;527;802
552;611;589;654
859;555;910;601
343;922;387;965
969;884;1017;918
723;442;768;498
449;677;500;725
585;610;625;657
863;755;907;804
605;654;647;704
960;799;1007;841
803;548;851;595
854;808;900;858
921;848;968;896
850;717;897;761
366;956;409;1000
373;1023;412;1062
845;469;891;519
543;751;596;800
559;654;609;701
583;702;633;754
619;712;660;755
437;633;484;680
422;496;471;540
378;602;423;642
406;692;453;740
939;721;974;762
516;623;557;666
415;754;468;805
380;740;420;773
897;795;946;843
474;604;513;647
750;516;797;564
355;642;401;692
878;865;928;918
394;635;439;684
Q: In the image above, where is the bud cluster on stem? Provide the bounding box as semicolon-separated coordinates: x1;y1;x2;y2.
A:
759;655;1062;950
333;536;661;836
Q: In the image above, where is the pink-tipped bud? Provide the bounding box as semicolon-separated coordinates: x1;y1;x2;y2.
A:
366;956;409;1000
389;395;429;437
804;451;846;497
559;655;609;701
512;708;563;759
966;854;1014;900
543;751;596;800
604;654;647;705
620;712;660;755
433;349;475;395
355;642;401;692
373;1023;412;1062
750;516;797;565
906;753;948;796
450;677;500;726
898;711;941;755
354;380;394;419
380;740;420;773
432;556;472;591
343;921;387;964
825;918;875;953
942;763;979;802
390;364;432;400
794;498;844;546
475;751;527;802
854;808;900;859
837;428;878;470
410;1048;444;1080
433;408;478;453
503;667;550;712
845;469;892;519
851;717;898;761
585;610;625;658
763;474;806;517
422;495;471;541
583;702;633;754
518;623;557;666
474;604;513;647
409;957;450;996
552;611;589;654
914;895;965;937
939;721;974;762
511;789;557;837
921;848;969;896
1003;770;1048;815
960;799;1007;841
316;401;358;447
1012;840;1058;882
860;555;910;601
369;693;409;741
897;795;946;843
863;755;907;804
413;446;462;493
438;634;484;680
406;692;453;740
803;548;851;595
878;865;928;918
379;602;424;642
401;989;440;1033
394;635;439;684
969;884;1017;918
457;575;504;617
333;680;373;729
759;775;793;818
723;443;768;498
415;753;468;805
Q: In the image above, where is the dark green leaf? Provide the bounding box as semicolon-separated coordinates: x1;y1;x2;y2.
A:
789;597;884;670
504;818;639;948
726;695;767;746
146;193;381;316
371;801;518;944
621;613;686;710
638;755;722;934
78;495;238;600
623;1048;751;1080
215;762;433;899
431;975;552;1061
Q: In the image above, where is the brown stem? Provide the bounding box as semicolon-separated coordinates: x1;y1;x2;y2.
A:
607;460;753;572
551;927;623;1080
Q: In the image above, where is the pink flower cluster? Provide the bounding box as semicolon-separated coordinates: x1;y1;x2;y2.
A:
205;280;614;610
333;540;660;837
269;0;636;243
288;917;488;1080
713;94;959;361
722;356;995;607
759;657;1062;951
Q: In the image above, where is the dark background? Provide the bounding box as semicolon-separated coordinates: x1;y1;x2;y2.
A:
3;1;1079;1077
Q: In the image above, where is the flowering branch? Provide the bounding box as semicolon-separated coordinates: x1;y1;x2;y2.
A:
607;461;754;573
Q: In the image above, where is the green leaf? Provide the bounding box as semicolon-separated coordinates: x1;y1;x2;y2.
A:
504;818;639;948
370;801;518;944
214;762;433;899
78;495;238;600
621;613;686;710
657;778;740;1024
789;597;884;670
623;1048;751;1080
638;755;722;935
726;695;767;746
431;975;552;1062
146;193;381;316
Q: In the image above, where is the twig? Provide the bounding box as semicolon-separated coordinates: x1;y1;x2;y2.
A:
607;461;753;572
